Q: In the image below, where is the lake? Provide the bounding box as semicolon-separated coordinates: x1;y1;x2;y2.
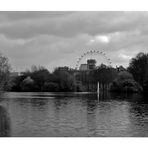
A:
0;92;148;137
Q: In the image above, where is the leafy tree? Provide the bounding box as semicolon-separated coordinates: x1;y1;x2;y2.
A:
10;76;22;92
110;71;143;93
128;52;148;87
94;64;117;84
118;71;133;80
0;53;11;91
43;82;59;92
20;76;35;92
29;66;51;91
53;68;76;92
143;69;148;94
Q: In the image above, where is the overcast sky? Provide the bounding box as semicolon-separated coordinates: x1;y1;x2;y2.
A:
0;11;148;72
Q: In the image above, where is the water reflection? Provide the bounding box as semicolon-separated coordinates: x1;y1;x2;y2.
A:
0;105;11;137
128;101;148;136
86;97;98;136
0;92;148;137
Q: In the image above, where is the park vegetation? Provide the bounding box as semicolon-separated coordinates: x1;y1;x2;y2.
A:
10;66;77;92
110;71;143;93
1;51;148;94
9;64;119;92
127;52;148;94
109;52;148;94
0;53;11;91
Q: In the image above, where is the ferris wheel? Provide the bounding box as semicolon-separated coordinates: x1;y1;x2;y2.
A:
75;49;112;70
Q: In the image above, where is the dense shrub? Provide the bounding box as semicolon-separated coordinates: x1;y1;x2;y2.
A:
42;82;59;92
110;71;143;93
53;69;76;92
9;66;77;92
0;53;11;91
20;76;35;92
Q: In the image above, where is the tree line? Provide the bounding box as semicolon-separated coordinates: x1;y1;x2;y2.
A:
9;66;77;92
0;51;148;94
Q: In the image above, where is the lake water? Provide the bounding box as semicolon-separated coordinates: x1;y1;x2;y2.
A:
0;92;148;137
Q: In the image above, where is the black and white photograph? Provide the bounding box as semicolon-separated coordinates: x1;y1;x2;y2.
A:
0;10;148;139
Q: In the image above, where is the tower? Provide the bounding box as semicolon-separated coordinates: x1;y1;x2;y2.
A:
87;59;96;70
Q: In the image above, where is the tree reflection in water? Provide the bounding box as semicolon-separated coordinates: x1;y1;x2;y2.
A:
0;105;11;137
86;96;98;136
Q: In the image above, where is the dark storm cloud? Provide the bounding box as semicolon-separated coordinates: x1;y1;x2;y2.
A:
0;11;148;71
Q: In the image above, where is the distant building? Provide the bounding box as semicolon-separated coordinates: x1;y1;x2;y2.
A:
79;59;97;71
10;72;25;78
10;72;20;77
79;64;88;71
87;59;96;70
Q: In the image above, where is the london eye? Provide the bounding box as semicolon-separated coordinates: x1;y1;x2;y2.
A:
75;49;112;70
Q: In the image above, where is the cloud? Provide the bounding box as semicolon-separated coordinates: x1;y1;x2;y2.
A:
0;12;148;71
0;12;148;39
